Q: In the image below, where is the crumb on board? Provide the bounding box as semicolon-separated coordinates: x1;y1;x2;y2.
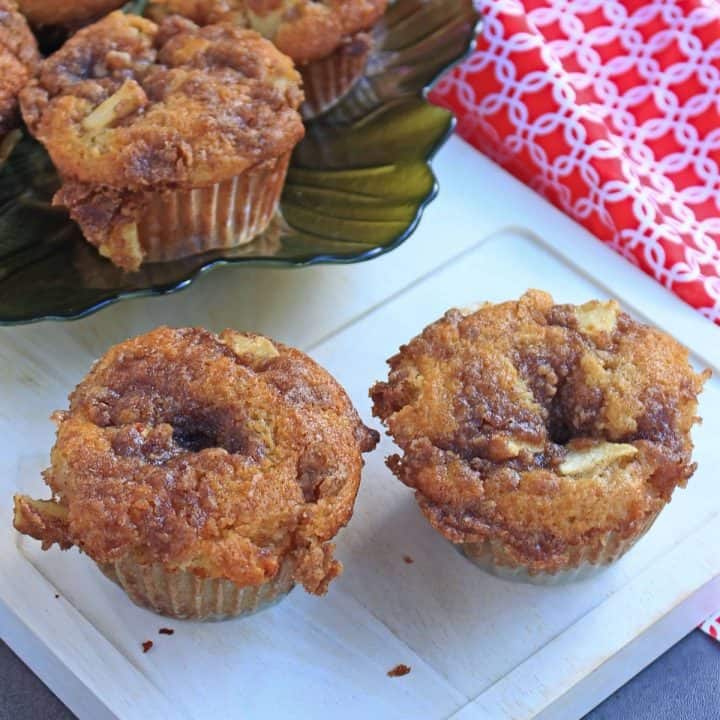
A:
142;641;154;653
387;664;411;678
158;628;175;635
402;555;414;564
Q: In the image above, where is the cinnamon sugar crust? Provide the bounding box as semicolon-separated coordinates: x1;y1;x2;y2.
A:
17;0;126;28
19;12;304;269
146;0;388;64
14;327;378;595
0;1;40;137
370;290;709;574
21;13;304;187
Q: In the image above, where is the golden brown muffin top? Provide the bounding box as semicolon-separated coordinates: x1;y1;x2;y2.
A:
20;12;304;189
14;327;378;594
371;290;709;572
147;0;388;64
0;0;40;136
17;0;126;28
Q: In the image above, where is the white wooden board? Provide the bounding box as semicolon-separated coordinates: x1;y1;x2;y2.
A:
1;136;719;720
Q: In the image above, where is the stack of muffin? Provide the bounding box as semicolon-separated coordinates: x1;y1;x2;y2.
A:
0;0;388;271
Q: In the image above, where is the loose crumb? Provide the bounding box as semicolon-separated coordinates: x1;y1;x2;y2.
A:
387;664;411;678
158;628;174;635
142;641;154;653
402;555;414;564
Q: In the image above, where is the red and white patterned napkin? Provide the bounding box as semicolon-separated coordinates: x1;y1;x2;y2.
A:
430;0;720;324
701;611;720;641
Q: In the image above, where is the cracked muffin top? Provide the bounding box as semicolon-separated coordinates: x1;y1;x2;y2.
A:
0;0;40;137
371;290;709;572
146;0;388;64
20;11;304;189
14;327;379;594
17;0;126;28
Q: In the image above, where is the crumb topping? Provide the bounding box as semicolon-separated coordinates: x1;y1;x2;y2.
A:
147;0;388;63
17;0;126;28
21;12;304;188
371;290;709;571
0;1;40;136
14;327;378;595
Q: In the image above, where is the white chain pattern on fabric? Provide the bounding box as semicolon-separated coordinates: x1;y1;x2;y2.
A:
432;0;720;322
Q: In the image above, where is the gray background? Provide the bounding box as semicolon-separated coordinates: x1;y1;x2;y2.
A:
1;629;718;719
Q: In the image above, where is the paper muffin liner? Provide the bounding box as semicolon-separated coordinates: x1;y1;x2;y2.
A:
458;508;663;586
135;152;291;264
97;556;296;621
300;33;372;120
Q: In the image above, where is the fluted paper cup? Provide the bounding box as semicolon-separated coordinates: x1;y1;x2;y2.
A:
98;556;295;621
300;34;372;120
135;152;291;264
459;508;663;586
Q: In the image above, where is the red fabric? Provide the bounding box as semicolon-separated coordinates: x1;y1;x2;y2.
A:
430;0;720;323
701;611;720;642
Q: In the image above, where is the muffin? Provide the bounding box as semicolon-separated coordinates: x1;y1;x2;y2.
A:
17;0;127;29
0;1;40;160
146;0;388;118
14;327;379;620
20;12;304;271
370;290;709;584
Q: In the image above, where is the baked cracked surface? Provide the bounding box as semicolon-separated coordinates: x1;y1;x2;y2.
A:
20;12;304;270
21;12;304;188
147;0;387;63
371;290;709;573
0;1;40;137
15;327;378;595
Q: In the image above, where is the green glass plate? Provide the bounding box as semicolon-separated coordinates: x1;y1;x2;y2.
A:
0;0;480;323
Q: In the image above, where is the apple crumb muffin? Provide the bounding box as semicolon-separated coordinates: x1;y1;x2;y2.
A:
0;1;40;159
14;327;378;619
371;290;709;583
20;11;304;271
147;0;388;117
